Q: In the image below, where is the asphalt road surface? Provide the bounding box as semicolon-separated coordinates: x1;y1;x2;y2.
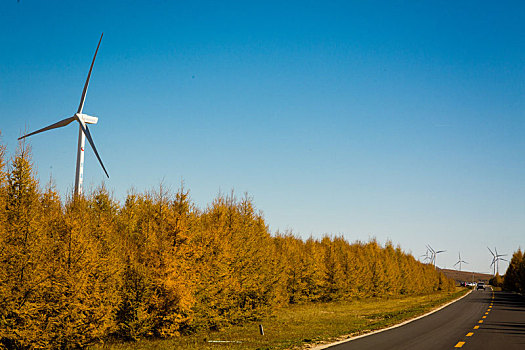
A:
326;289;525;350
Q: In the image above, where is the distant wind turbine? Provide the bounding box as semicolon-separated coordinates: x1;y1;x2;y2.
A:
453;252;468;271
488;247;508;276
420;248;432;264
18;33;109;197
425;245;435;265
427;244;446;268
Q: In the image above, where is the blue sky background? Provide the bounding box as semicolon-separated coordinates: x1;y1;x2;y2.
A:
1;1;524;274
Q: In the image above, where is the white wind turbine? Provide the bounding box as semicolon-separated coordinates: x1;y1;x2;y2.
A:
427;244;445;268
453;252;468;271
425;245;435;265
19;33;108;196
488;247;508;276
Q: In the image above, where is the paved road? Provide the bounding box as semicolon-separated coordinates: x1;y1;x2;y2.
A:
326;289;525;350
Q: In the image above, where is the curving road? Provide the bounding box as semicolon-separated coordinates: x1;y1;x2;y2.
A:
325;289;525;350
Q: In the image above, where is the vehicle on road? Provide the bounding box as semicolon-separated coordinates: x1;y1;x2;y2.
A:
476;282;485;290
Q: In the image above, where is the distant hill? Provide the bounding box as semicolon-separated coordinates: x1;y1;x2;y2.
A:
440;268;493;284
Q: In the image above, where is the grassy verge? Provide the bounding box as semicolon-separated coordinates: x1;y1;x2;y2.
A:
96;288;468;350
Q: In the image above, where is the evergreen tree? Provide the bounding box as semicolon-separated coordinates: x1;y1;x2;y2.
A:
503;249;524;293
489;273;503;288
320;236;345;301
0;143;47;348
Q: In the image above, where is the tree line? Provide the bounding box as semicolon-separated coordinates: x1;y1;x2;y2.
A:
501;249;525;293
0;141;454;349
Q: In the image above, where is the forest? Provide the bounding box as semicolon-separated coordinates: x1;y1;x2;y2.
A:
0;141;454;349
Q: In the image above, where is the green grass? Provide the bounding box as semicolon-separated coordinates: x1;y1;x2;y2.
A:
95;288;468;350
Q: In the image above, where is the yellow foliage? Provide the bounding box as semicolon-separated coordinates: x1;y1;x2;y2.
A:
0;140;455;348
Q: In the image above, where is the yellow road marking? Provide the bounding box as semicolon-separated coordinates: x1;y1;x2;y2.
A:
485;312;489;315
479;320;484;323
482;316;487;319
455;341;466;348
473;326;480;329
466;332;474;337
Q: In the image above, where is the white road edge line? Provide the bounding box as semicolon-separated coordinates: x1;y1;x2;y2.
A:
310;289;473;350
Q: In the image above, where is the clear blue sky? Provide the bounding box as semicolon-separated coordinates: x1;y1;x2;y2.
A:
1;1;524;274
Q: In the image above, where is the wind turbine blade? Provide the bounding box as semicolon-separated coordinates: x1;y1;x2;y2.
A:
454;261;459;267
487;247;495;256
77;119;109;178
500;258;509;262
18;117;76;140
77;33;103;114
436;250;446;254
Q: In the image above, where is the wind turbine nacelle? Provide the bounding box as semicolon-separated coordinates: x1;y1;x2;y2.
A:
77;113;98;124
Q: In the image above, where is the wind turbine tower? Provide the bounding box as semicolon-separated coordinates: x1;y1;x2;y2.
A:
18;34;109;197
453;252;468;271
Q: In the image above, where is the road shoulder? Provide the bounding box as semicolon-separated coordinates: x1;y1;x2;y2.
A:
309;289;472;350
